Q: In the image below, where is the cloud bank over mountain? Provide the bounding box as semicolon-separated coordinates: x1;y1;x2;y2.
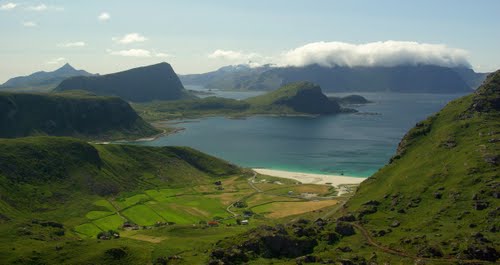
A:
209;41;471;69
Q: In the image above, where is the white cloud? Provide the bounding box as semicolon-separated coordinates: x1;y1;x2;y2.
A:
109;49;151;57
279;41;471;68
27;4;47;11
98;12;110;21
154;52;171;58
58;41;86;48
22;21;37;27
112;33;148;44
208;49;262;61
0;2;17;10
26;4;63;11
108;49;170;58
46;57;66;65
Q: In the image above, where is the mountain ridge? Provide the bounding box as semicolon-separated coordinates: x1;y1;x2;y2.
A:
180;64;487;93
0;63;94;91
55;62;194;102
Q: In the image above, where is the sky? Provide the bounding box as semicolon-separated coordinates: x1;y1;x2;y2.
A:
1;0;499;83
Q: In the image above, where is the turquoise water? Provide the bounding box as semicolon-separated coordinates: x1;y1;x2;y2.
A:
134;92;465;177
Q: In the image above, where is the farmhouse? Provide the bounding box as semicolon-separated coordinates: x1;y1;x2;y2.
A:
208;221;219;227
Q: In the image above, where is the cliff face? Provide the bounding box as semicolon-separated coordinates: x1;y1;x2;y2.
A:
0;91;159;140
55;62;193;102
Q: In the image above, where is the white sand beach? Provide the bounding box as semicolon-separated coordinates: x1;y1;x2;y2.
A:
253;168;366;187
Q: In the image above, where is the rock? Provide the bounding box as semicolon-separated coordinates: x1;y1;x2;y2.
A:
484;155;498;165
337;246;352;252
358;206;378;219
390;220;400;228
295;255;318;264
314;218;327;227
464;245;499;262
338;214;356;222
473;201;490;210
417;245;443;258
105;247;128;260
324;232;340;244
363;200;380;206
335;222;355;236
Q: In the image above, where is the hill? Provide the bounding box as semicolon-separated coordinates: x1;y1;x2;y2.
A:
133;82;351;120
0;136;245;264
55;62;194;102
0;63;94;92
0;91;159;140
180;64;487;93
209;71;500;264
245;81;342;114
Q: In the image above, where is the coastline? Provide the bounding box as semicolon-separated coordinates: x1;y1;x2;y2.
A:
253;168;366;187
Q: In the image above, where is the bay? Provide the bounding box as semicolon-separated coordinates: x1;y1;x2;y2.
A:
134;90;466;177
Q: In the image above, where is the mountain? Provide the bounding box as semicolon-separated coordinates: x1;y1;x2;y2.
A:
0;63;94;91
453;67;489;89
55;62;194;102
132;82;352;121
180;64;277;91
0;91;160;140
180;64;487;93
209;70;500;264
245;81;342;114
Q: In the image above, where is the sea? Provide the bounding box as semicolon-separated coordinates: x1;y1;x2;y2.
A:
133;86;466;178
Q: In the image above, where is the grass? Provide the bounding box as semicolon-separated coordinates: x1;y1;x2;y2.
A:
0;134;353;264
85;211;114;220
74;223;102;238
252;200;339;218
94;199;116;211
121;205;164;226
93;214;125;231
115;194;151;209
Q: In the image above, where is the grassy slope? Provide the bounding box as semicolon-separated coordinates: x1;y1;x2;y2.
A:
0;91;160;140
334;71;500;258
0;136;243;264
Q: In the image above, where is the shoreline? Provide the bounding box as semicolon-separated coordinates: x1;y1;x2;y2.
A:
252;168;366;187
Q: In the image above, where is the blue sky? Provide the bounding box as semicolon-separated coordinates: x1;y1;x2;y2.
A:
0;0;499;82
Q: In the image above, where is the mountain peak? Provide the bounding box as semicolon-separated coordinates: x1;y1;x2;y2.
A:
57;63;76;72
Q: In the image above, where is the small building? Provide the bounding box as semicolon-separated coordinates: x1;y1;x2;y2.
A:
241;220;249;225
208;221;219;227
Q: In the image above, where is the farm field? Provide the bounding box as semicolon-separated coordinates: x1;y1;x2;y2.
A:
73;173;348;240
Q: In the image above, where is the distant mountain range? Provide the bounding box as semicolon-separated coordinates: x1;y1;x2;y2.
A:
0;63;94;91
180;64;488;93
55;62;194;102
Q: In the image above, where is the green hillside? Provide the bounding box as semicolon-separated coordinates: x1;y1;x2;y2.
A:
55;62;194;102
245;81;341;114
209;71;500;264
133;82;348;121
0;136;243;264
0;91;159;140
